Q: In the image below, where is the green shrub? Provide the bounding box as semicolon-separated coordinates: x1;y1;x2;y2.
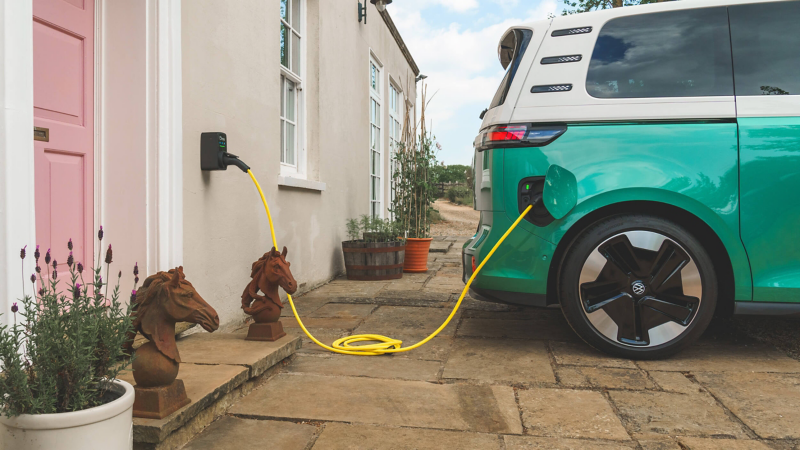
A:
344;215;403;242
446;186;472;203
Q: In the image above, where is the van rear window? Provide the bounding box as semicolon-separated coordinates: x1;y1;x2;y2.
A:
489;29;533;109
586;8;733;99
729;1;800;96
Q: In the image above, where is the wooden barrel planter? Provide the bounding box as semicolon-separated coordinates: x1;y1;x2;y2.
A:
342;240;405;280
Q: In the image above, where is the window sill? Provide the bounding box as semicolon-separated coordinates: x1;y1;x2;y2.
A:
278;175;326;192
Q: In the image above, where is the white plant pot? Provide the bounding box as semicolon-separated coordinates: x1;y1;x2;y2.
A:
0;379;134;450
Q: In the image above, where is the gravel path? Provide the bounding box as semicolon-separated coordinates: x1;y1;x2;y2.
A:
431;199;479;237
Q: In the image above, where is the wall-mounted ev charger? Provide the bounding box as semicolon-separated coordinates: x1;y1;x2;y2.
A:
200;132;250;173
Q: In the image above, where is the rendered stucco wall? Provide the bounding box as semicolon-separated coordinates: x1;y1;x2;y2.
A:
182;0;418;329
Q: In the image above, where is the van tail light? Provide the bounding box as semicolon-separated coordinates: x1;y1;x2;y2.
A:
476;123;567;152
471;256;477;272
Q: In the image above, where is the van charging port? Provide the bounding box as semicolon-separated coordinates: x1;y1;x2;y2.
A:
518;177;554;226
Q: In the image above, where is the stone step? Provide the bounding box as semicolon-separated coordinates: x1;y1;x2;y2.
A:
120;328;301;450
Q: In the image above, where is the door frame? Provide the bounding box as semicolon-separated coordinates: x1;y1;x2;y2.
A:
0;0;183;322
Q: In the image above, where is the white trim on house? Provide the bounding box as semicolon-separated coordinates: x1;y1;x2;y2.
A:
155;0;183;272
0;0;35;324
279;0;307;180
368;50;384;218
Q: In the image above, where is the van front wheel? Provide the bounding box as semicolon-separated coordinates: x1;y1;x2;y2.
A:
558;214;717;359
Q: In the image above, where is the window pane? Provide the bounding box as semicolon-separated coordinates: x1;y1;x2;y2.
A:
280;120;285;163
280;76;285;117
280;23;288;68
371;64;376;90
286;122;296;165
292;32;301;76
280;0;288;22
729;2;800;96
292;0;301;33
586;7;733;98
286;79;295;120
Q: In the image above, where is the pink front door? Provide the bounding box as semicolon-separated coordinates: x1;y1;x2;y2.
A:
33;0;94;273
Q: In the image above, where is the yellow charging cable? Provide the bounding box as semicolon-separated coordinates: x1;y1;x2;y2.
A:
248;169;533;355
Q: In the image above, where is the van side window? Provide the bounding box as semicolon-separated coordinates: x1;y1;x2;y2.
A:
489;29;533;109
729;1;800;96
586;8;733;99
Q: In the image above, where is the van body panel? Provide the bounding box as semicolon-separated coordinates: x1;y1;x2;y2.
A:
466;123;752;302
739;117;800;303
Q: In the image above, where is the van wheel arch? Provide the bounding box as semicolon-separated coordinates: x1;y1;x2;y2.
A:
547;201;735;317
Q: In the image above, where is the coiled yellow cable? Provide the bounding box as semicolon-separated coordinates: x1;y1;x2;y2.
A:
248;169;532;355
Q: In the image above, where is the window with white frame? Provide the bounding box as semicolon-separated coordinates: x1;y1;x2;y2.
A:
280;0;304;175
369;57;383;218
388;82;402;216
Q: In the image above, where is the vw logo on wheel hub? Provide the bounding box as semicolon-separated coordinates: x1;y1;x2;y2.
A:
631;280;646;296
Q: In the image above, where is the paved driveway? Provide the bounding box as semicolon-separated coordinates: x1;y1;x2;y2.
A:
184;237;800;450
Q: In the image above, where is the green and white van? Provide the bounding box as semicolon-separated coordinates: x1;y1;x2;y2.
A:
463;0;800;358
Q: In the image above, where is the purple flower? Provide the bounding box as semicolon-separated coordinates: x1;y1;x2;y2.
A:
30;273;36;283
34;245;40;261
98;226;104;241
104;245;113;264
67;238;73;251
11;303;18;313
38;288;44;296
73;283;81;299
20;245;26;260
53;270;57;279
35;265;41;273
118;270;122;278
135;276;139;284
133;263;139;276
130;289;137;303
77;262;83;274
67;252;74;268
45;249;51;265
52;260;57;270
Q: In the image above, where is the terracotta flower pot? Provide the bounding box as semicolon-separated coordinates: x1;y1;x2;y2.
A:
403;238;433;273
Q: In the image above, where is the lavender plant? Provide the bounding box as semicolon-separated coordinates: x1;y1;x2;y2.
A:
0;228;137;417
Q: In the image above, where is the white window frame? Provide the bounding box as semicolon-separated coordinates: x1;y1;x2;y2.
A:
388;77;403;218
369;51;384;218
279;0;307;179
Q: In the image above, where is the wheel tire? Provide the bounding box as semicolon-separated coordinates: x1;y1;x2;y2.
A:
558;214;717;359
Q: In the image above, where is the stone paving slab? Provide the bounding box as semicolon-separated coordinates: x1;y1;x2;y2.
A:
504;435;637;449
312;423;504;450
379;333;455;361
609;390;748;439
636;438;682;450
461;308;563;320
301;280;390;298
550;341;638;369
177;332;301;377
637;343;800;373
694;372;800;439
457;318;578;341
517;388;629;440
282;316;363;330
281;297;331;317
425;276;466;293
557;366;655;390
647;371;701;395
229;373;523;434
287;354;441;382
443;338;555;384
429;241;453;253
287;328;353;355
308;303;378;318
354;305;462;337
183;416;316;450
676;437;772;449
120;363;249;444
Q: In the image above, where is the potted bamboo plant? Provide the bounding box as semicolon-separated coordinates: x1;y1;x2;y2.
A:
391;84;439;272
342;215;405;280
0;229;137;450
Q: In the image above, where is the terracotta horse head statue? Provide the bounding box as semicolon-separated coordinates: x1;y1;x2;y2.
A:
132;266;220;363
241;246;297;319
